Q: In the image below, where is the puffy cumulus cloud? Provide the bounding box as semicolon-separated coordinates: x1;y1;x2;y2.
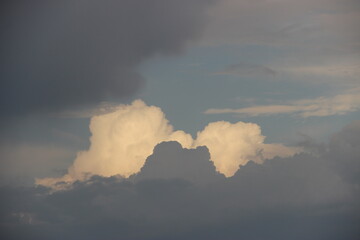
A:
195;121;302;177
1;123;359;239
37;100;300;188
195;121;264;177
36;100;193;187
68;100;192;179
196;132;302;176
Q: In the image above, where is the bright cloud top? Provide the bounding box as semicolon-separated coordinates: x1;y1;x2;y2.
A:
37;100;300;188
195;121;264;176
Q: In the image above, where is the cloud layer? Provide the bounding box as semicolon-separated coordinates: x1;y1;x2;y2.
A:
1;121;359;239
0;0;215;120
202;0;360;89
36;100;300;188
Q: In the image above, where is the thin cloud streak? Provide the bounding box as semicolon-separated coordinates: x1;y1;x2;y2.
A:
282;64;360;78
213;63;277;78
205;89;360;118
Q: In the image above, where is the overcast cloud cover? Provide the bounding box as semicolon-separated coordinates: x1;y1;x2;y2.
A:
0;0;359;239
0;0;214;120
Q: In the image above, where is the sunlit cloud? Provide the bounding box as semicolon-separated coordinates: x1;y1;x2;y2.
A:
36;100;300;189
205;88;360;118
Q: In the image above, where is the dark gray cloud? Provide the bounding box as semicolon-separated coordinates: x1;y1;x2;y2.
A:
0;122;359;239
326;120;360;183
0;0;214;120
133;142;225;184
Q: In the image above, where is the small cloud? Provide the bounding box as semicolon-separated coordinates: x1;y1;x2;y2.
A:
214;63;277;78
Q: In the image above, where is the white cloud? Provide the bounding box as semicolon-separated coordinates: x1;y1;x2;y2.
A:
38;100;192;185
195;121;264;176
36;100;300;188
195;121;301;177
205;89;360;118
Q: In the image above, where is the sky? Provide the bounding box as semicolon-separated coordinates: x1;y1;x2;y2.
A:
0;0;359;239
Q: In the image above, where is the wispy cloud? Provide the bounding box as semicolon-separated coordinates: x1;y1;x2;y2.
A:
205;89;360;117
214;63;277;77
281;64;360;78
53;102;122;119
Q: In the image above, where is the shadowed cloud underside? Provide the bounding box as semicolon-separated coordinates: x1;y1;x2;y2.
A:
36;100;301;188
2;122;359;239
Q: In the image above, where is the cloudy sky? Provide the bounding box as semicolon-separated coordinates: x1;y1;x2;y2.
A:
0;0;359;239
